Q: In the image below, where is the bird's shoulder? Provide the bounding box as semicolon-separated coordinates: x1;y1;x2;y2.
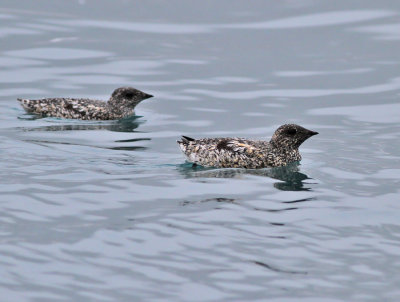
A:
19;97;105;107
58;98;105;107
197;137;269;153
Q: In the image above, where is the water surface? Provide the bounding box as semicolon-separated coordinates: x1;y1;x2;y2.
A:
1;1;400;301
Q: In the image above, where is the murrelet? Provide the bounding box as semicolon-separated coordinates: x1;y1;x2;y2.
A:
17;87;153;120
177;124;318;169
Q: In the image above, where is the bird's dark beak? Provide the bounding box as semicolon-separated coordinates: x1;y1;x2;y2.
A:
143;93;153;100
308;130;319;136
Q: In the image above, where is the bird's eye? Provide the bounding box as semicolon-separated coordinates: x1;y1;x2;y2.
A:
286;128;297;135
125;93;134;99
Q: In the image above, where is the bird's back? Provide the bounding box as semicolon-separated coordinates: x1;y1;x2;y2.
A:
17;98;111;120
178;136;272;168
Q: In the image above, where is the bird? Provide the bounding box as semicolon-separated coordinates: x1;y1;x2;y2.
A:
17;87;153;120
177;124;318;169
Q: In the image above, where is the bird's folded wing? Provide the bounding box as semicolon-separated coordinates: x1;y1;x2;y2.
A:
217;139;257;155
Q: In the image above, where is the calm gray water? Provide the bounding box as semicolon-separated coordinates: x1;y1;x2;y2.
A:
1;1;400;301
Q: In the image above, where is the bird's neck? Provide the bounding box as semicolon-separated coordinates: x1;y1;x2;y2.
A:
269;140;301;161
106;99;135;118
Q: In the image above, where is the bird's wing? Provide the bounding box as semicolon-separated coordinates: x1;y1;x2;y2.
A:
61;99;109;119
177;137;267;168
215;138;259;155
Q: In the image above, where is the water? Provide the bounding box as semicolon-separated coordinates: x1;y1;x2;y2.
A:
1;1;400;301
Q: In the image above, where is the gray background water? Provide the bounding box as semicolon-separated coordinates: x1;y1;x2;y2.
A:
1;0;400;301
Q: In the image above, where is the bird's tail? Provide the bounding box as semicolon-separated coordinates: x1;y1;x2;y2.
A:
177;135;195;144
17;98;32;111
177;136;195;154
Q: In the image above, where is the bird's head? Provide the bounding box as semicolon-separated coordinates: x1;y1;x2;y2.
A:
270;124;318;149
109;87;153;108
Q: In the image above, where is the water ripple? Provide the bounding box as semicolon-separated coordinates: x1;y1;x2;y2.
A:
224;10;396;29
1;1;400;301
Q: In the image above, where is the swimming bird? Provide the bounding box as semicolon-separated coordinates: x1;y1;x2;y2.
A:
17;87;153;120
177;124;318;169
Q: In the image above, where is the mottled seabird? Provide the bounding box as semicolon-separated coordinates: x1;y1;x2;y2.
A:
17;87;153;120
177;124;318;169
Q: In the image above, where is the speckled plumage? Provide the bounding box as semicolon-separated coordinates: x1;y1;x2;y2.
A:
17;87;153;120
177;124;318;169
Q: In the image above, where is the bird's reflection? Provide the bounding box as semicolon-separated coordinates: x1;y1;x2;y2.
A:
15;115;150;151
177;162;312;191
17;115;144;133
